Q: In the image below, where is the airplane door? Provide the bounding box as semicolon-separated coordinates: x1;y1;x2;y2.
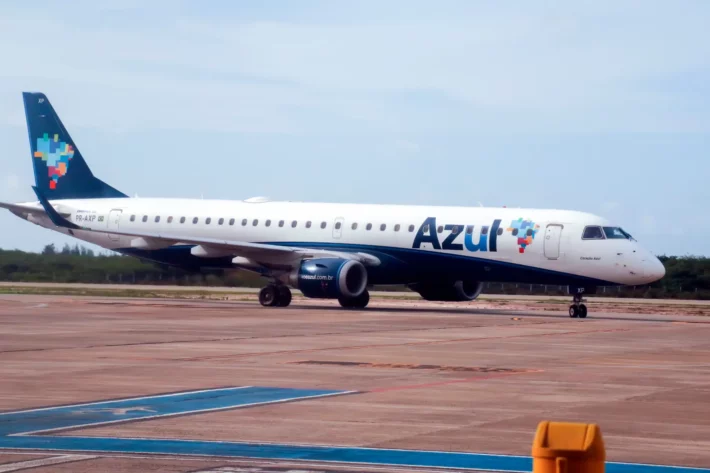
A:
332;217;344;239
107;209;122;242
544;224;563;260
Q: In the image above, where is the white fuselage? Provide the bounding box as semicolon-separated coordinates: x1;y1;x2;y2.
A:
17;197;665;287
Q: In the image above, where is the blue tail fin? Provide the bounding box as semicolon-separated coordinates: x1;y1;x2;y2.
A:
23;92;127;200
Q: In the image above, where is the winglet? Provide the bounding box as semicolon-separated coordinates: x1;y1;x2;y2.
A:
32;186;81;229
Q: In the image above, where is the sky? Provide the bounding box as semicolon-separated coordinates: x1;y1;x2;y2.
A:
0;1;708;256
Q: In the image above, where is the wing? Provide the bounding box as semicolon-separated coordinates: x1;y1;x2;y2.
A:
0;201;44;215
22;191;380;269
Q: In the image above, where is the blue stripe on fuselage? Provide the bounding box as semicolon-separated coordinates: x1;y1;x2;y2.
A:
117;242;616;287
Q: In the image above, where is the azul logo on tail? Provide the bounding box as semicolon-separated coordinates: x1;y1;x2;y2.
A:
412;217;541;253
34;133;75;190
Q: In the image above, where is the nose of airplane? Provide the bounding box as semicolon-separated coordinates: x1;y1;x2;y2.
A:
643;256;666;283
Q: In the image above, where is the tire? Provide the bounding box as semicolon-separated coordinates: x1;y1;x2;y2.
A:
259;285;278;307
569;305;579;318
276;286;292;307
340;290;370;309
338;296;353;308
578;304;588;318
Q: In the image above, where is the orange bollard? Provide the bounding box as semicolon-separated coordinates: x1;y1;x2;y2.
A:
532;421;605;473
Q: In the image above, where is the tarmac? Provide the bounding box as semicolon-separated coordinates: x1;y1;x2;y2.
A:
0;294;709;472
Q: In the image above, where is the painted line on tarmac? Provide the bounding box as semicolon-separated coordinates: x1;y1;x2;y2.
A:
2;437;710;473
0;387;355;437
1;387;708;473
0;454;96;472
0;386;252;416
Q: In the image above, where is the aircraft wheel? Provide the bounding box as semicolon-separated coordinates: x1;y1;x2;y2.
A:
276;286;292;307
578;304;588;318
259;285;279;307
568;305;579;318
339;290;370;309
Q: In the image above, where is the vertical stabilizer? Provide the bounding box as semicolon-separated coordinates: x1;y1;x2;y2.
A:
23;92;127;200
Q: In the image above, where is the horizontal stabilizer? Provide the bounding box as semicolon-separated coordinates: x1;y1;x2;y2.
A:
32;186;80;230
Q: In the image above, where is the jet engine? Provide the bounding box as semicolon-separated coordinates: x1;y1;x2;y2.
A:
287;258;368;299
411;280;484;302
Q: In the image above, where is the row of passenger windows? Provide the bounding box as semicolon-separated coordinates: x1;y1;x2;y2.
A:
127;214;506;235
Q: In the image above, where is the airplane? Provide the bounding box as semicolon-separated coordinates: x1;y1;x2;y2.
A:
1;92;665;318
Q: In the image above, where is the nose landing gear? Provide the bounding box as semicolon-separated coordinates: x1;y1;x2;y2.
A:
568;294;588;318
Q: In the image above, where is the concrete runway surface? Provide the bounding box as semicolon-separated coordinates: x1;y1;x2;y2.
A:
0;294;709;472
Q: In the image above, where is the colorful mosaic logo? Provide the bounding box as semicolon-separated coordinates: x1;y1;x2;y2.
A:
507;218;540;253
34;133;74;190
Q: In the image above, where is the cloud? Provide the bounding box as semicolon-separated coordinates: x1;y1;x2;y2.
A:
5;174;19;190
601;201;620;212
639;214;658;234
0;2;708;134
394;139;420;154
0;174;20;201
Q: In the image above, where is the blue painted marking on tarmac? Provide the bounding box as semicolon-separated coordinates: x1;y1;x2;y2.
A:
1;436;709;473
1;386;708;473
0;386;350;436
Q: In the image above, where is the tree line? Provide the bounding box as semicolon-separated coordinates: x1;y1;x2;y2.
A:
0;245;708;299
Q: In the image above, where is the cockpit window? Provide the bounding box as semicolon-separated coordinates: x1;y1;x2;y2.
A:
603;227;633;240
582;226;605;240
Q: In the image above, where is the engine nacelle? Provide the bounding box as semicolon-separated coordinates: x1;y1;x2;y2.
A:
289;258;368;299
412;280;484;302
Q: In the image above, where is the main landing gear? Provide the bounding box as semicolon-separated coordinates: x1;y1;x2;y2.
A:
338;290;370;309
258;285;371;309
568;294;588;318
259;284;292;307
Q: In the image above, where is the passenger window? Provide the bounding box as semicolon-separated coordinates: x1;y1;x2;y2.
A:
466;226;473;235
352;223;358;230
205;217;211;225
279;220;284;227
583;226;605;240
155;216;160;223
394;224;400;232
229;218;235;226
380;224;386;231
242;219;247;226
321;222;327;229
266;219;271;227
252;219;258;226
512;228;518;236
306;221;312;228
130;215;136;222
408;225;414;232
180;217;186;224
193;217;199;224
291;221;297;228
335;222;342;230
481;226;488;235
218;218;224;225
142;216;148;222
437;226;443;234
452;225;459;234
497;227;504;236
167;216;173;223
366;223;372;231
422;224;429;233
